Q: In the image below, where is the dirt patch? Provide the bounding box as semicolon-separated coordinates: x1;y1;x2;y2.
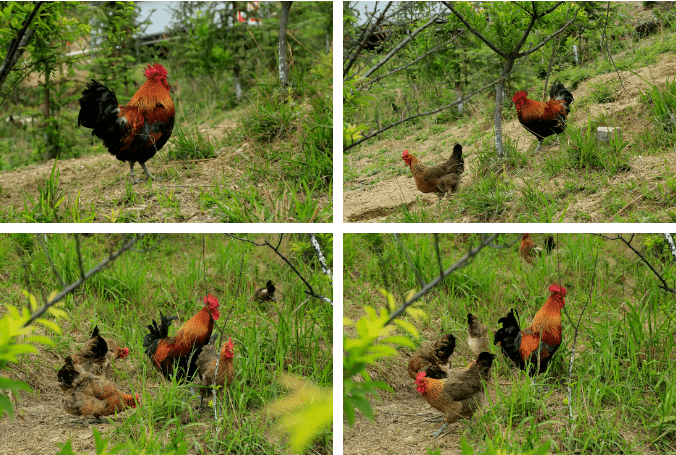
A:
0;118;242;223
344;51;676;223
0;329;140;455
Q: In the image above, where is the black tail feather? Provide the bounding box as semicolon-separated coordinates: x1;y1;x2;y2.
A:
544;236;556;253
77;79;125;145
494;308;524;369
549;81;574;108
143;312;178;359
266;279;276;298
452;143;462;159
57;356;77;387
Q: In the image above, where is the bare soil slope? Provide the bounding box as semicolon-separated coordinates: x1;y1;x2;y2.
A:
0;118;243;223
344;53;676;223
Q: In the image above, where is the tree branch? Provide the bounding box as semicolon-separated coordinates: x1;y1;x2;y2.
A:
0;1;44;92
360;13;443;81
224;234;332;305
441;2;509;59
309;234;332;281
384;234;500;326
36;234;64;289
664;234;676;262
24;233;148;327
345;55;528;150
591;233;676;294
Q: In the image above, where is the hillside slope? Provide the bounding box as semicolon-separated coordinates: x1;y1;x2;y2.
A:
344;52;676;223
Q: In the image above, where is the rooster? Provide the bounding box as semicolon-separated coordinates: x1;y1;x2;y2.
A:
519;233;542;266
143;294;220;382
402;144;464;197
407;333;456;380
415;352;495;436
513;81;574;153
253;280;277;304
57;357;138;419
68;326;129;377
78;63;175;182
195;336;235;406
494;284;567;375
467;314;489;357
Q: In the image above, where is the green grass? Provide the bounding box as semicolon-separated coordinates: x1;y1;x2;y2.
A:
344;4;676;223
0;233;332;454
1;51;332;223
344;233;676;454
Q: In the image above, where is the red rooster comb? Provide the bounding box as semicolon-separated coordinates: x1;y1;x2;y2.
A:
144;63;168;79
224;337;234;358
204;294;219;307
118;347;130;359
548;283;566;296
402;150;409;157
203;294;220;320
512;91;528;103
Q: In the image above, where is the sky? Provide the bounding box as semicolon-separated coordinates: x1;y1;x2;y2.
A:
136;1;176;34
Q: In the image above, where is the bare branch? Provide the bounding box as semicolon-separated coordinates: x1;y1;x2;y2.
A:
344;56;528;151
224;234;332;305
433;234;443;277
600;1;628;93
441;2;509;59
363;33;463;89
384;234;500;326
309;234;332;281
591;233;676;294
664;234;676;262
360;13;443;81
24;234;148;327
74;234;86;280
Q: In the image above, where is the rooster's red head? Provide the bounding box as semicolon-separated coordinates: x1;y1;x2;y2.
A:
548;283;567;307
512;90;528;108
522;233;531;239
203;294;220;321
118;347;130;359
144;63;170;92
402;149;413;165
415;371;428;393
223;337;235;359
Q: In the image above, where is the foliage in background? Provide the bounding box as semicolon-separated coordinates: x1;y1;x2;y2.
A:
343;233;676;453
1;233;333;454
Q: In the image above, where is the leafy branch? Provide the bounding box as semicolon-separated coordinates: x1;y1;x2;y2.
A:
344;234;501;425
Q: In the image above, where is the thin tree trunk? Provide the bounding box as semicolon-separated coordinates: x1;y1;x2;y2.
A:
0;2;44;92
494;59;514;157
278;1;293;87
44;60;53;158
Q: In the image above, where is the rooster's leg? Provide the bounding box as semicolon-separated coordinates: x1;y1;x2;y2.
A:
140;162;159;181
128;161;137;183
432;422;448;437
533;140;543;153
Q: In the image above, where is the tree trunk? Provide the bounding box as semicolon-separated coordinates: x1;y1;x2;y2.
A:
278;1;293;87
44;61;54;159
494;59;514;157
